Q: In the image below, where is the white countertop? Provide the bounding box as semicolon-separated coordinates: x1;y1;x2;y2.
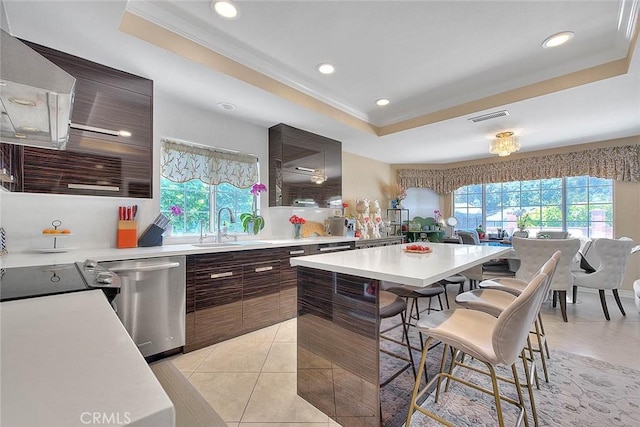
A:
0;290;175;427
0;236;357;269
290;242;512;287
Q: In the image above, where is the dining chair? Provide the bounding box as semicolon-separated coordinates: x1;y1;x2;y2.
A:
536;230;568;239
405;270;550;427
481;237;580;322
455;252;560;384
572;237;634;320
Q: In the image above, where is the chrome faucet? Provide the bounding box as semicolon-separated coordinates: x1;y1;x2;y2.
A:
217;207;236;242
199;220;208;244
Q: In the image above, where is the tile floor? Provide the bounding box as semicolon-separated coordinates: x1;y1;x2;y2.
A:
168;289;640;426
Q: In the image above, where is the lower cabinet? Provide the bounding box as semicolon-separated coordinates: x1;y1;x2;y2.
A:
242;259;281;329
185;246;312;352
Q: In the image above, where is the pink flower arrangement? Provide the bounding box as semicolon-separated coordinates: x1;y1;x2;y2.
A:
169;205;183;216
289;215;306;225
434;209;441;222
250;182;267;196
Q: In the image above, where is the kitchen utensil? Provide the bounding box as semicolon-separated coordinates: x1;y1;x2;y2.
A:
119;206;124;220
132;205;138;220
126;207;132;221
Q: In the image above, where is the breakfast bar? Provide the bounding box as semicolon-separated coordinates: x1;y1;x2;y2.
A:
290;243;511;426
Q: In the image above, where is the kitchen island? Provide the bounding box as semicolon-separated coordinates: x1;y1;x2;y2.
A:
290;242;511;426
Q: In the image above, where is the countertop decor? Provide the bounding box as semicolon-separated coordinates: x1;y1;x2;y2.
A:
241;182;267;235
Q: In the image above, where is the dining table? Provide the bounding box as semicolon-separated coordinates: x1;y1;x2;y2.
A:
290;242;511;426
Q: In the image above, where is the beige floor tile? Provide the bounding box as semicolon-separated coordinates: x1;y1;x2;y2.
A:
241;372;329;423
169;345;215;373
188;372;259;422
236;324;280;343
328;419;342;426
227;424;239;427
197;339;272;372
262;342;296;372
274;318;297;342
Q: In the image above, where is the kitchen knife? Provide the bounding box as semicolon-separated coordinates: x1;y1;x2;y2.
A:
119;206;124;221
127;207;132;221
132;205;138;220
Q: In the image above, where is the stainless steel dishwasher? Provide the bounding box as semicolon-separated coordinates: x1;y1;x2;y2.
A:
100;256;186;358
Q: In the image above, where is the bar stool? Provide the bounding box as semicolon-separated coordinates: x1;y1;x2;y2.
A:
383;283;445;352
379;290;416;386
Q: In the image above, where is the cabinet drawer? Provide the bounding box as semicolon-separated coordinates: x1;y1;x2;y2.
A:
195;265;243;310
243;260;280;299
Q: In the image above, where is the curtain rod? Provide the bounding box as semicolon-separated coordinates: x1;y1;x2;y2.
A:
161;137;258;159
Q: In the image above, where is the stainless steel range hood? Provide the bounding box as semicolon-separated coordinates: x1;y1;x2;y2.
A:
0;29;75;150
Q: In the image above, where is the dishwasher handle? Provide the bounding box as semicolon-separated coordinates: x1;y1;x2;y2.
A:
107;262;181;273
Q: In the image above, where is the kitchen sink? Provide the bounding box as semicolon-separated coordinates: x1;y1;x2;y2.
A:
191;242;242;248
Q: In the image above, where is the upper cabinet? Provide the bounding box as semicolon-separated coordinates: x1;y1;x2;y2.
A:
1;41;153;198
268;123;342;207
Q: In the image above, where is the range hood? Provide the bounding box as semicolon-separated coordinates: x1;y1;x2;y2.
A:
0;29;75;150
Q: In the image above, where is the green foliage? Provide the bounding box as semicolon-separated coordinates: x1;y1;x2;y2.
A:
240;212;265;234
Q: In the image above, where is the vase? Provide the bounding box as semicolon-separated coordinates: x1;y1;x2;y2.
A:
293;224;302;239
391;199;398;209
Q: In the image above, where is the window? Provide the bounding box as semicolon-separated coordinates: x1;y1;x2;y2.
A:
453;176;613;238
160;178;253;234
160;139;259;235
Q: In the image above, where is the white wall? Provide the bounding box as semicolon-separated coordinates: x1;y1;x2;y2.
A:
401;187;441;220
0;89;340;252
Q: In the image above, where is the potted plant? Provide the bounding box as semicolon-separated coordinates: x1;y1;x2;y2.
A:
240;183;267;235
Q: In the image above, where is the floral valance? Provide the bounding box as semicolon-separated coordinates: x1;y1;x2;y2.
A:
161;139;258;188
398;144;640;195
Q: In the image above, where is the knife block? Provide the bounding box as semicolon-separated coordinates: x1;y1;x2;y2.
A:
138;223;164;247
117;220;138;249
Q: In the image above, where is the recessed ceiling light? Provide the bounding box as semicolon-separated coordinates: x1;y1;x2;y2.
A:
118;130;132;137
376;98;390;106
317;63;335;74
542;31;574;48
217;102;237;111
212;1;239;19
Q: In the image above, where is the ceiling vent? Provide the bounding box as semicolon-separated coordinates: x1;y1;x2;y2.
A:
468;110;509;123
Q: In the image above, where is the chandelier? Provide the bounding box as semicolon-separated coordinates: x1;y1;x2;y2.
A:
310;169;327;184
489;131;520;157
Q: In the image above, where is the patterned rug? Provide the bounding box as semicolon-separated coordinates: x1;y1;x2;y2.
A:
380;320;640;427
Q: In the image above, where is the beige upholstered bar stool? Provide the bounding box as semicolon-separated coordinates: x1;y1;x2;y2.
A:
455;252;561;384
405;270;550;427
379;290;416;387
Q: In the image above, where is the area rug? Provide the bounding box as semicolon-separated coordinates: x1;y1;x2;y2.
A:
380;320;640;427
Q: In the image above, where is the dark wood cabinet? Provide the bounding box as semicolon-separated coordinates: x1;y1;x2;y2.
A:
185;247;303;352
1;40;153;198
269;123;342;207
0;142;22;192
280;245;312;318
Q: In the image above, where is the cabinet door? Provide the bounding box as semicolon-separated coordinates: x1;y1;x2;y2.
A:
0;143;22;192
194;263;243;349
16;40;153;198
242;259;281;331
280;245;311;319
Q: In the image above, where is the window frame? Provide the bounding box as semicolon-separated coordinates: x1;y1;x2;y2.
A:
453;176;613;239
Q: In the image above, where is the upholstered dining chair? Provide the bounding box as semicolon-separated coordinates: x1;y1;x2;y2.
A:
572;237;634;320
405;270;550;427
482;237;580;322
536;230;568;239
455;230;484;290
